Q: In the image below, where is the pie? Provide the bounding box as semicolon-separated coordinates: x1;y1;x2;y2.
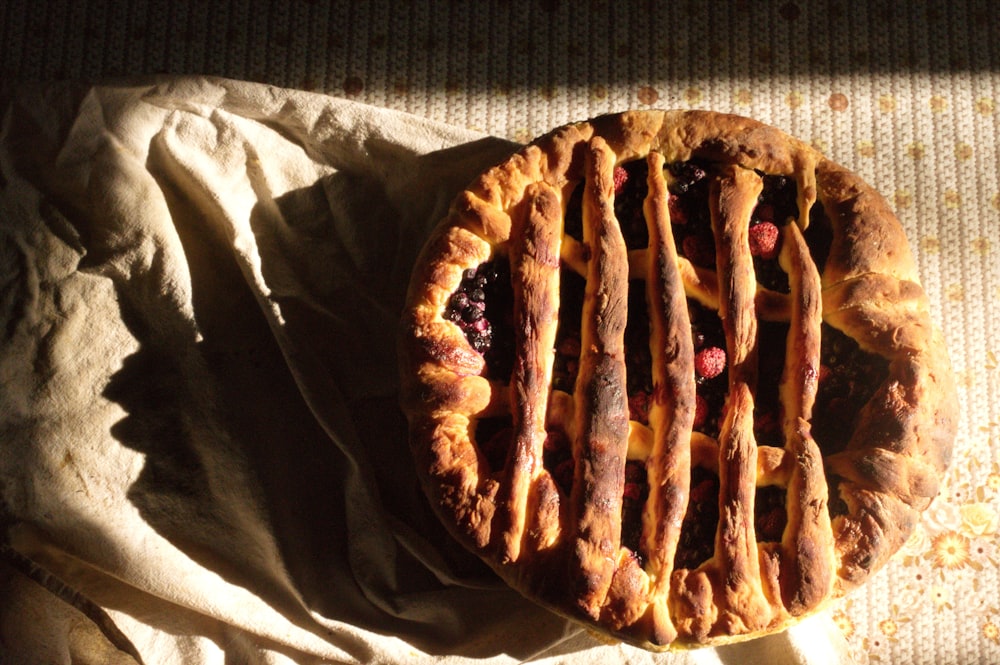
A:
397;110;958;650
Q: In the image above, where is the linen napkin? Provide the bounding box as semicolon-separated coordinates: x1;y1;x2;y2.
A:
0;77;851;665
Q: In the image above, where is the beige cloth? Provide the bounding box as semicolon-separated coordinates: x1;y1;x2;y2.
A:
0;76;855;664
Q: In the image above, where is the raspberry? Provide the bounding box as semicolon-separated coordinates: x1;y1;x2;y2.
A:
695;346;727;380
693;394;709;429
749;221;780;260
613;166;629;195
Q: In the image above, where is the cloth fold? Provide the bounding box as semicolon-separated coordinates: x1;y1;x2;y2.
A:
0;77;850;665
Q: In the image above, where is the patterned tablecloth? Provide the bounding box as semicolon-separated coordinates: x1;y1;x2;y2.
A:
3;2;999;664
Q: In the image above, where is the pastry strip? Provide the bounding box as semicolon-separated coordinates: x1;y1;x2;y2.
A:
777;221;836;614
568;137;630;619
495;182;563;563
710;166;772;633
641;151;695;643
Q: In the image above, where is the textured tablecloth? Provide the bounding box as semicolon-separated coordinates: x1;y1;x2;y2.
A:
2;2;999;664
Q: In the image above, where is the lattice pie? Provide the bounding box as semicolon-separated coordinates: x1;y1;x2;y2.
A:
398;111;957;650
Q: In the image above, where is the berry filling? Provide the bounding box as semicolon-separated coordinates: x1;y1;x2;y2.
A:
446;159;853;565
689;300;728;439
755;320;790;447
544;428;575;494
812;323;889;455
750;174;797;293
826;472;850;519
754;485;788;542
552;268;585;393
625;278;654;424
675;465;720;569
475;415;514;472
615;159;652;250
622;460;650;562
803;199;833;274
445;258;515;380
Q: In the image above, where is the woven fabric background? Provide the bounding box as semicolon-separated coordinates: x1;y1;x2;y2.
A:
3;2;1000;664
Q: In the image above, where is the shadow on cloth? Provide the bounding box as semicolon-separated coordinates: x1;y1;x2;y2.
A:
102;132;576;659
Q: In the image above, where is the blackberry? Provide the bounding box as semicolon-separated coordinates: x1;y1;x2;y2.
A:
444;258;515;380
759;174;799;224
667;161;708;195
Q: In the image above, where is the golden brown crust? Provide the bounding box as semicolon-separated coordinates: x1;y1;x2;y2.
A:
567;138;631;618
397;110;957;650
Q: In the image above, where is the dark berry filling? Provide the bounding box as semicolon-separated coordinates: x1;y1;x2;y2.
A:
755;320;790;447
826;472;850;519
667;161;714;269
674;465;720;569
563;178;585;243
803;199;833;275
475;416;513;472
812;323;889;455
750;174;797;293
552;268;585;393
754;485;788;542
615;160;651;250
625;279;653;424
688;300;728;438
444;258;515;380
543;427;575;494
621;459;650;562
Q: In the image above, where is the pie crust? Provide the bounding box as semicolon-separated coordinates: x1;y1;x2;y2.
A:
398;110;958;650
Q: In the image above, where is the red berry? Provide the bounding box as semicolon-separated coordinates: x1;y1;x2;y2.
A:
613;166;629;194
749;222;780;260
623;482;642;501
693;394;709;429
695;346;727;379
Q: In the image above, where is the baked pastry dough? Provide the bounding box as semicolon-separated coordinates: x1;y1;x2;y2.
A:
398;111;957;650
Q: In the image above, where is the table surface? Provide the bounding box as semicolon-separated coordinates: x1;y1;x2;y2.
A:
4;2;999;663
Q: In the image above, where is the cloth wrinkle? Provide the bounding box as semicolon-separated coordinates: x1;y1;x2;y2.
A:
1;77;856;665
